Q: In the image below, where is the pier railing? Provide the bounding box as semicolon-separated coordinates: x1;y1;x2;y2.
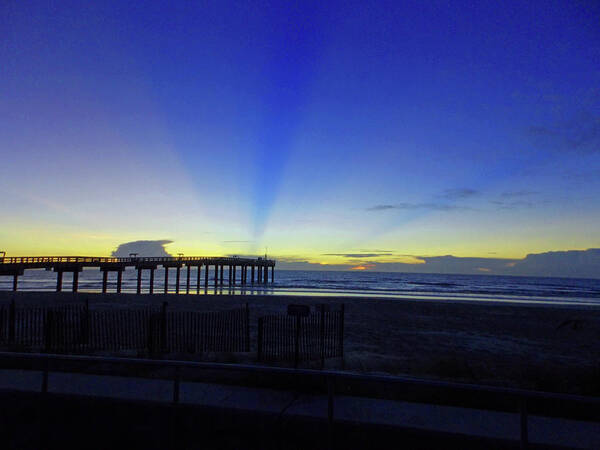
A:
0;255;275;265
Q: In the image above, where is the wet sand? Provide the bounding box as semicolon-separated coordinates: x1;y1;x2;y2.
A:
2;291;599;395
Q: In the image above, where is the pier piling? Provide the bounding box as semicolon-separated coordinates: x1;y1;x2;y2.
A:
164;267;169;294
150;268;155;294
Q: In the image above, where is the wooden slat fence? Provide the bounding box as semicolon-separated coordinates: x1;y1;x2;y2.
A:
0;301;250;356
257;304;344;367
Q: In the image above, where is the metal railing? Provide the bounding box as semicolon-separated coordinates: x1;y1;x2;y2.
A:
0;256;276;266
0;352;598;449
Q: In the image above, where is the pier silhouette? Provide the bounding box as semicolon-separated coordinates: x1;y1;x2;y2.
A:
0;255;275;293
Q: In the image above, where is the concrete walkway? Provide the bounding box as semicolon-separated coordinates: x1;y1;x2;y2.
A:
0;369;598;449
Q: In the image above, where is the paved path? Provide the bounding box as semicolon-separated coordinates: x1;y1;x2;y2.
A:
0;369;598;449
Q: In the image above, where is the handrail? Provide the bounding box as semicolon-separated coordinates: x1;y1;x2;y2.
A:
0;350;598;450
0;352;600;422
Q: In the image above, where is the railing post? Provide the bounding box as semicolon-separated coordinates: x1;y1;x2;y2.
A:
520;399;528;449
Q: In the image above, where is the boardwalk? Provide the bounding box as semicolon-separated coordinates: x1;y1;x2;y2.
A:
0;255;275;293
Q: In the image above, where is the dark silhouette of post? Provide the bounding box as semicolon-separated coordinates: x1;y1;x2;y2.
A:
251;265;255;284
164;267;169;294
72;270;79;292
233;265;237;285
213;264;218;286
186;265;191;294
102;270;108;293
219;265;224;286
204;264;208;288
196;265;201;294
176;266;181;294
271;266;274;283
228;265;232;285
117;270;123;293
137;268;142;294
12;274;18;291
149;268;155;294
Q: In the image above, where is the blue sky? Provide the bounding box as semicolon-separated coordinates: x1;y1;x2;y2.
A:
1;1;599;272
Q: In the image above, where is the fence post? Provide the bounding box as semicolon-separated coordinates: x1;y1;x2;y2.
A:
320;306;325;369
245;303;250;352
8;299;15;345
257;317;263;361
161;302;168;354
294;315;301;369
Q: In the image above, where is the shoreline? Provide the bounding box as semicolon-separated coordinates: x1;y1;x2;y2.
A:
1;291;599;395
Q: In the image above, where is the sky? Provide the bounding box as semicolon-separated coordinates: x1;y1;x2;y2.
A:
1;1;600;274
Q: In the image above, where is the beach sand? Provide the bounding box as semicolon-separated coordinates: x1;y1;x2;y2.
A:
1;291;599;395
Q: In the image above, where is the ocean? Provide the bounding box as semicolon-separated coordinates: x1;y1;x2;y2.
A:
2;268;600;306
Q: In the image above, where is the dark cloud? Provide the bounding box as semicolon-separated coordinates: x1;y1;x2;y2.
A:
322;253;390;258
491;200;535;210
359;249;394;253
501;190;539;198
366;203;466;212
509;248;600;279
112;240;172;257
273;249;600;278
440;188;479;200
528;111;600;153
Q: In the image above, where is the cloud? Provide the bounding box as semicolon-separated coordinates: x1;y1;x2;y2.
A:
359;249;394;253
501;190;539;198
491;200;535;210
322;253;390;258
508;248;600;278
366;203;466;212
111;240;172;257
528;111;600;153
272;248;600;278
440;188;479;200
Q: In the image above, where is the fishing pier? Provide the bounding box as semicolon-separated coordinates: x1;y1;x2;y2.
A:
0;255;276;293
